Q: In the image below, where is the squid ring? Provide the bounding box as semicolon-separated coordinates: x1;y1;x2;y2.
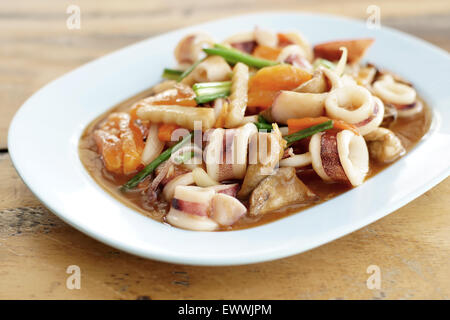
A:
395;100;423;118
336;130;369;187
373;76;416;105
310;129;369;186
325;85;374;124
354;97;385;136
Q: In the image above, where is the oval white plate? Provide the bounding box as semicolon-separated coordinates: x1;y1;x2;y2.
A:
8;13;450;266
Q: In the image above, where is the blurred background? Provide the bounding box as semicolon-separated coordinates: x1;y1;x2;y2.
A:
0;0;449;299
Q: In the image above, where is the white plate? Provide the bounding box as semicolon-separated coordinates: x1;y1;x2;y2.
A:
8;13;450;266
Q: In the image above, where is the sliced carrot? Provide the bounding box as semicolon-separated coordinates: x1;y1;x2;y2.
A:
158;123;180;142
287;117;360;135
333;119;360;135
287;117;331;134
247;64;312;108
247;90;280;109
277;33;293;47
253;45;282;61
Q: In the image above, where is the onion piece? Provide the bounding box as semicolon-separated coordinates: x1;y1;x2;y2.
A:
141;124;165;165
279;152;312;168
334;47;348;77
193;167;220;187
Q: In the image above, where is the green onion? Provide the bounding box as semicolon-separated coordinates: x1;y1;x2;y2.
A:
193;81;231;90
172;150;195;165
177;58;204;82
193;81;232;104
121;132;194;190
313;58;335;70
283;120;333;144
162;68;183;80
254;122;273;131
195;92;230;104
257;114;269;124
203;44;279;68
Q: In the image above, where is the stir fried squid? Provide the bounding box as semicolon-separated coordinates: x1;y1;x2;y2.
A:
80;27;430;232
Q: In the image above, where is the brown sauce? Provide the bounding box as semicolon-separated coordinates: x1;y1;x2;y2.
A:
79;87;432;231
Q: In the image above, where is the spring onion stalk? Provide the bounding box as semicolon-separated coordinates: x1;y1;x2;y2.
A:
254;122;273;131
121;132;194;190
172;151;195;165
193;81;232;104
313;58;335;70
177;58;205;82
195;92;230;104
162;68;183;80
283;120;333;144
258;114;270;124
203;44;279;68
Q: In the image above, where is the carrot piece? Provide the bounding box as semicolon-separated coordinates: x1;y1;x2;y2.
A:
253;45;282;61
333;119;360;135
277;33;293;47
287;117;359;135
247;90;280;109
247;64;312;108
287;117;330;134
158;123;180;142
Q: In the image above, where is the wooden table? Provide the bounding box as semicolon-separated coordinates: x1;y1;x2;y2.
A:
0;0;449;299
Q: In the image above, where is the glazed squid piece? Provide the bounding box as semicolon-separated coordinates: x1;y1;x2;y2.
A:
364;127;405;163
204;123;257;182
310;129;369;187
249;167;317;216
174;32;215;67
372;75;422;117
238;124;286;198
325;85;384;135
166;185;247;231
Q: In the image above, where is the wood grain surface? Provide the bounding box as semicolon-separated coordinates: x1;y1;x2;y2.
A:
0;0;449;299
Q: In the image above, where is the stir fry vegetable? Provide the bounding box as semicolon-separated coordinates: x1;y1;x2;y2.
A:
283;120;333;144
162;68;183;80
193;81;231;104
178;58;204;81
121;132;194;190
81;27;425;232
203;44;279;68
